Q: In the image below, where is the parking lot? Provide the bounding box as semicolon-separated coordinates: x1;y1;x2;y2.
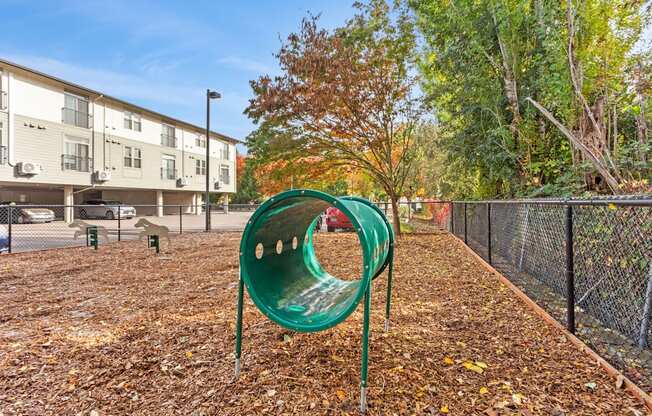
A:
1;211;253;253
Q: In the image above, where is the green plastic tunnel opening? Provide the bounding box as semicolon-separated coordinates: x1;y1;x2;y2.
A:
240;189;393;332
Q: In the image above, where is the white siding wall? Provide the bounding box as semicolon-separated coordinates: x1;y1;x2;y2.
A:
0;66;237;195
12;75;62;124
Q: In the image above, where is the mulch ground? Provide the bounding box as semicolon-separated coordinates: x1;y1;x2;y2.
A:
0;232;648;415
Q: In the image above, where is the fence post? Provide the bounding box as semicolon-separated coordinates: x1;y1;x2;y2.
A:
449;202;454;233
463;203;468;245
565;205;575;334
207;203;212;232
117;205;121;242
179;205;183;234
7;205;12;254
487;202;492;265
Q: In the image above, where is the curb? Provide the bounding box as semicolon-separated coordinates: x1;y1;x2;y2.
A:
451;234;652;412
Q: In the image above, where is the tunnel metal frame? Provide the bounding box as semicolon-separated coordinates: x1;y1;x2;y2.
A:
234;189;395;413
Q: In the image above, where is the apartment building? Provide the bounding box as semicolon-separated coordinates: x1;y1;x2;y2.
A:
0;58;239;221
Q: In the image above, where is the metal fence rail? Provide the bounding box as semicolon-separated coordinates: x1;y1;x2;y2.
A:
452;199;652;351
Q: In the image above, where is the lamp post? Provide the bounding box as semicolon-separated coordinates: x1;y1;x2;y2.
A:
205;89;221;232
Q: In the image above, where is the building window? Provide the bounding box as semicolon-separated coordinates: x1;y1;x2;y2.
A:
220;142;230;160
220;165;230;185
62;137;91;171
124;112;142;132
161;124;176;147
161;155;176;179
63;92;90;128
195;159;206;175
124;146;142;168
196;135;206;148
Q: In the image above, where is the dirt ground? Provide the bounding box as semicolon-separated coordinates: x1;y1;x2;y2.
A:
0;232;648;415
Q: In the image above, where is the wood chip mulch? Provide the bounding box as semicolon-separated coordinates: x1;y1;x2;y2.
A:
0;232;648;415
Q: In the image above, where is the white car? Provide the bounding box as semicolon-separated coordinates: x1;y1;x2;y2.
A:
78;200;137;220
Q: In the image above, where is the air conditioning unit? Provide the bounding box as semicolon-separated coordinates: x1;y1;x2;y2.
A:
213;181;221;190
94;170;112;182
177;177;189;187
17;161;42;176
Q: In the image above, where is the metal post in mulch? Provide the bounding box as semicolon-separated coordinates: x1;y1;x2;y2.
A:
234;190;394;413
565;205;575;334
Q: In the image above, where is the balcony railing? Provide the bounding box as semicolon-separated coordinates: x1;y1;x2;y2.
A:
0;91;6;110
161;167;177;180
62;107;92;129
161;134;177;148
61;154;92;172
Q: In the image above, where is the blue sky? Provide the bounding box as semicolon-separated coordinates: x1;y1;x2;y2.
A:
0;0;358;149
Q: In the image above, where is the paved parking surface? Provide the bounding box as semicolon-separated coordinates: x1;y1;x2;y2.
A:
1;211;252;253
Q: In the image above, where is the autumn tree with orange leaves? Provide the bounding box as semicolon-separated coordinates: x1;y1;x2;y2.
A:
246;1;423;235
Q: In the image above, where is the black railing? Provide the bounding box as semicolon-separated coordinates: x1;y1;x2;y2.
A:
61;154;92;172
62;107;92;128
160;167;177;180
161;134;177;148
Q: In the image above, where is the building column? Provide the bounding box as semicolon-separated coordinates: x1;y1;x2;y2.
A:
223;193;229;214
195;193;203;215
156;190;164;217
63;185;74;223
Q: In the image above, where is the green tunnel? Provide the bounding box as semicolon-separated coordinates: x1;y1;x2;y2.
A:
239;189;394;332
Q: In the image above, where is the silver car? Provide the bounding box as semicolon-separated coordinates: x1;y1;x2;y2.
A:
0;202;56;224
79;199;137;220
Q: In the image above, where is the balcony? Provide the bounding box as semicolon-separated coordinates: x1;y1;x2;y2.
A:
161;134;177;148
161;167;177;180
62;107;92;129
0;91;6;110
61;154;92;172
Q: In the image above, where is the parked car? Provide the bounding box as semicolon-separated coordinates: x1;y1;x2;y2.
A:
0;202;56;224
78;200;137;220
322;207;354;232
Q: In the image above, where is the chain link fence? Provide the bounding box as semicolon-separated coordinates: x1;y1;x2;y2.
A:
0;199;451;254
0;203;259;253
452;199;652;375
375;200;451;233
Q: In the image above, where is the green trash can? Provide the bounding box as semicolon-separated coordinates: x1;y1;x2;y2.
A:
235;189;394;413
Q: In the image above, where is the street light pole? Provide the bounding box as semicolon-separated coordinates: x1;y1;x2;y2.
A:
205;89;221;232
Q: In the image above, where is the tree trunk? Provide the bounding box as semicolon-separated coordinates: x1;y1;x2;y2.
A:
389;192;401;237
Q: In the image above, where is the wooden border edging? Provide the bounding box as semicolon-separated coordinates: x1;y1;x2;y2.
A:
451;235;652;412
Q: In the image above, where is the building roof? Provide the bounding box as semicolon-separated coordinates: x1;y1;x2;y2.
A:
0;58;243;144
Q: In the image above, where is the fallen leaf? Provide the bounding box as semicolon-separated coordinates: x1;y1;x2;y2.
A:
335;389;346;400
479;387;489;394
512;393;525;405
444;357;454;365
615;375;624;389
463;361;484;374
440;405;449;413
186;351;193;359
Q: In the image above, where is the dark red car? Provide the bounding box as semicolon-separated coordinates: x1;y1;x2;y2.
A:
323;207;353;232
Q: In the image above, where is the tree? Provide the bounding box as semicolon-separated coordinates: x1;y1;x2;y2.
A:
231;155;262;204
411;0;651;198
246;0;423;235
